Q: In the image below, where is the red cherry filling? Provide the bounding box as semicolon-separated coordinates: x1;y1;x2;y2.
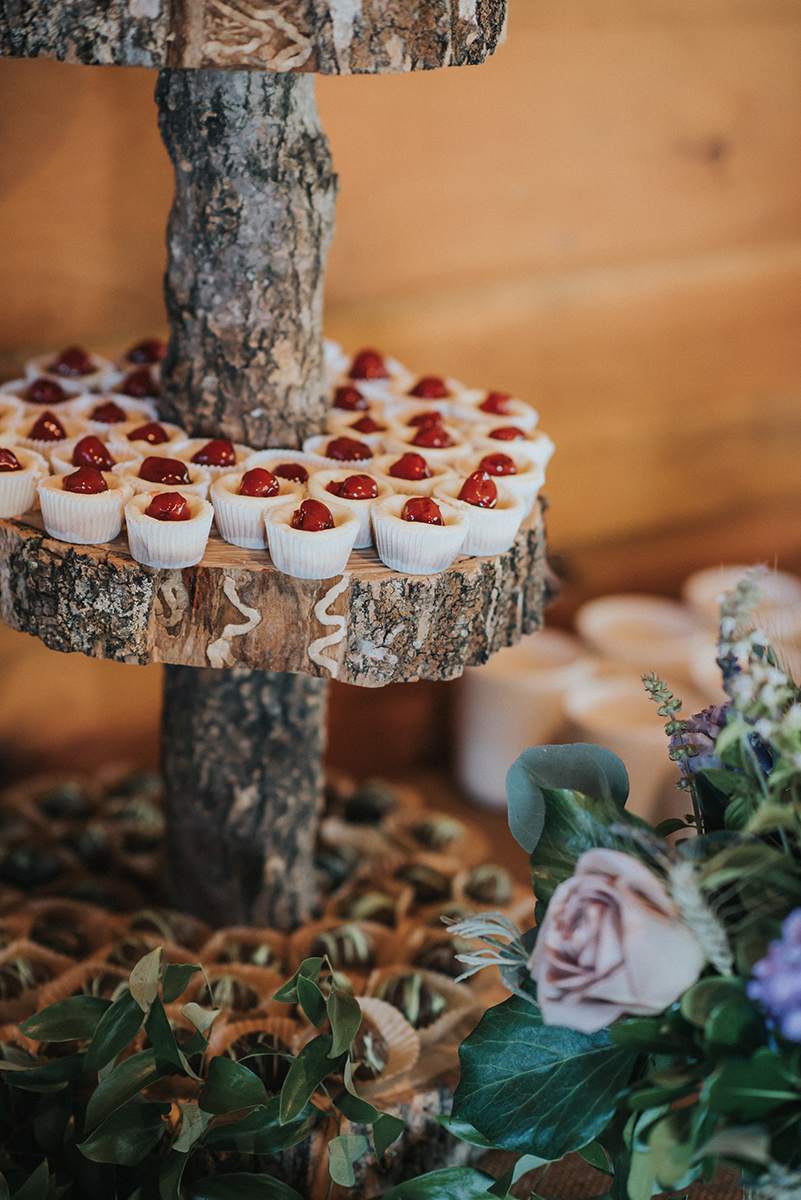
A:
0;449;22;473
407;410;443;429
126;338;166;365
239;468;279;498
47;345;94;378
478;452;517;476
348;349;388;381
411;424;453;450
145;492;191;521
326;474;378;501
117;367;161;399
389;453;432;482
458;470;498;508
479;391;512;416
24;378;68;406
272;462;309;484
489;426;525;441
325;437;372;462
348;415;386;435
332;385;368;412
72;436;114;470
191;438;236;467
63;466;107;494
408;376;449;400
28;411;67;442
401;497;443;525
127;422;169;445
291;499;334;532
90;400;128;424
139;456;190;485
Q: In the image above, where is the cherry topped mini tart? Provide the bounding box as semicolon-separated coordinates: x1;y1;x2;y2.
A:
125;491;214;569
432;473;525;558
210;468;304;551
308;468;392;549
369;452;458;498
49;434;140;478
114;366;162;400
265;497;360;580
25;346;111;394
37;469;133;545
370;493;467;576
20;378;70;408
0;446;49;519
17;411;86;462
383;421;468;466
119;456;210;499
466;423;555;470
108;418;188;457
449;389;539;432
173;437;252;481
119;337;167;368
303;434;375;464
455;450;545;516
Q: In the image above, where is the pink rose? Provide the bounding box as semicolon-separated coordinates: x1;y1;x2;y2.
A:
529;848;705;1033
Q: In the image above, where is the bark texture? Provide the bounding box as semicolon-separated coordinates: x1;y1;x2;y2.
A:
155;69;336;449
0;0;507;73
0;504;553;685
161;664;327;927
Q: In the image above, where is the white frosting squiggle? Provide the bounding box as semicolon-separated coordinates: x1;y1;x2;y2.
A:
207;575;262;668
308;573;350;678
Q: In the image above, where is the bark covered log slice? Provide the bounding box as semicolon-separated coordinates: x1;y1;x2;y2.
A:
0;504;550;686
0;0;508;73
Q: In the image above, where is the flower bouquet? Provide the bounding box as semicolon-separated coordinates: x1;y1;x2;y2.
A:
394;572;801;1199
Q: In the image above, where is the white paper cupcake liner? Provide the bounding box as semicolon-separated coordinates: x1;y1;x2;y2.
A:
118;460;209;500
17;416;89;464
210;472;304;550
50;437;142;476
382;424;470;466
38;472;134;544
369;453;457;498
69;393;158;430
0;448;49;518
25;352;112;394
125;491;214;568
454;451;544;516
265;499;360;579
107;420;188;457
371;493;467;575
323;413;390;446
449;393;539;431
467;426;555;469
432;477;525;557
0;396;24;432
302;434;378;467
307;469;393;549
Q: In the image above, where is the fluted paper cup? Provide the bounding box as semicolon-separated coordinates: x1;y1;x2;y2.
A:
265;499;359;579
432;477;524;557
38;472;133;544
370;493;466;575
211;471;304;550
125;491;214;568
308;469;393;548
0;448;49;518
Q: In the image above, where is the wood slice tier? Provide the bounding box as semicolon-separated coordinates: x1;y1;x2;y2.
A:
1;0;507;74
0;503;551;688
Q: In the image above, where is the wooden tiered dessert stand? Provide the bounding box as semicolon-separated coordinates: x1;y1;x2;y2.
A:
0;0;551;931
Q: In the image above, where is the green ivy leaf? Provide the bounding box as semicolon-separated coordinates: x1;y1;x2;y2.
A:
33;1085;73;1154
18;996;111;1042
78;1102;170;1165
0;1053;84;1093
435;1114;497;1149
172;1103;211;1153
162;964;202;1005
85;990;147;1072
579;1141;613;1173
297;975;327;1028
187;1175;304;1199
327;988;362;1057
199;1055;270;1115
180;1002;219;1035
381;1167;497;1198
705;1049;799;1119
506;744;630;854
455;994;637;1158
272;958;325;1005
146;996;202;1081
160;1150;188;1200
373;1113;405;1162
203;1096;322;1155
328;1134;370;1186
85;1048;171;1131
129;946;162;1013
10;1160;49;1200
280;1034;344;1125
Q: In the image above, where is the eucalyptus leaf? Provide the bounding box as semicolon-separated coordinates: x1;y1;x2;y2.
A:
199;1055;270;1115
203;1097;323;1155
297;975;327;1028
187;1175;304;1199
85;990;146;1072
85;1048;170;1130
78;1102;170;1165
162;964;201;1005
455;993;637;1158
10;1160;49;1200
506;744;630;854
381;1167;497;1198
18;996;111;1043
280;1034;343;1125
129;946;162;1012
327;988;362;1057
328;1134;370;1186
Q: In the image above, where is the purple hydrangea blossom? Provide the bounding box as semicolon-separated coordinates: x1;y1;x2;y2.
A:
669;702;772;779
747;909;801;1042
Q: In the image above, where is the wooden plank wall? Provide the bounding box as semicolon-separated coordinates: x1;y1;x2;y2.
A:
1;0;800;777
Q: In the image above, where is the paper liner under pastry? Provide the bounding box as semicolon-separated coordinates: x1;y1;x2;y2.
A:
210;471;304;550
449;392;540;431
383;810;490;869
467;425;555;469
118;459;210;499
345;995;420;1100
265;499;359;580
25;352;111;394
205;1012;302;1096
172;438;254;482
0;394;24;432
199;926;289;974
370;493;467;575
302;433;379;467
288;918;399;976
368;452;457;498
323;875;415;930
37;472;134;544
125;491;214;568
16;897;123;960
382;423;470;466
0;447;48;518
0;940;89;1022
307;469;393;548
242;447;327;476
365;966;479;1046
17;415;90;463
431;476;525;557
454;449;544;516
69;393;157;430
50;437;141;476
184;964;285;1015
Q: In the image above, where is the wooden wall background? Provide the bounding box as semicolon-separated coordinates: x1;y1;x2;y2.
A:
1;0;800;778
